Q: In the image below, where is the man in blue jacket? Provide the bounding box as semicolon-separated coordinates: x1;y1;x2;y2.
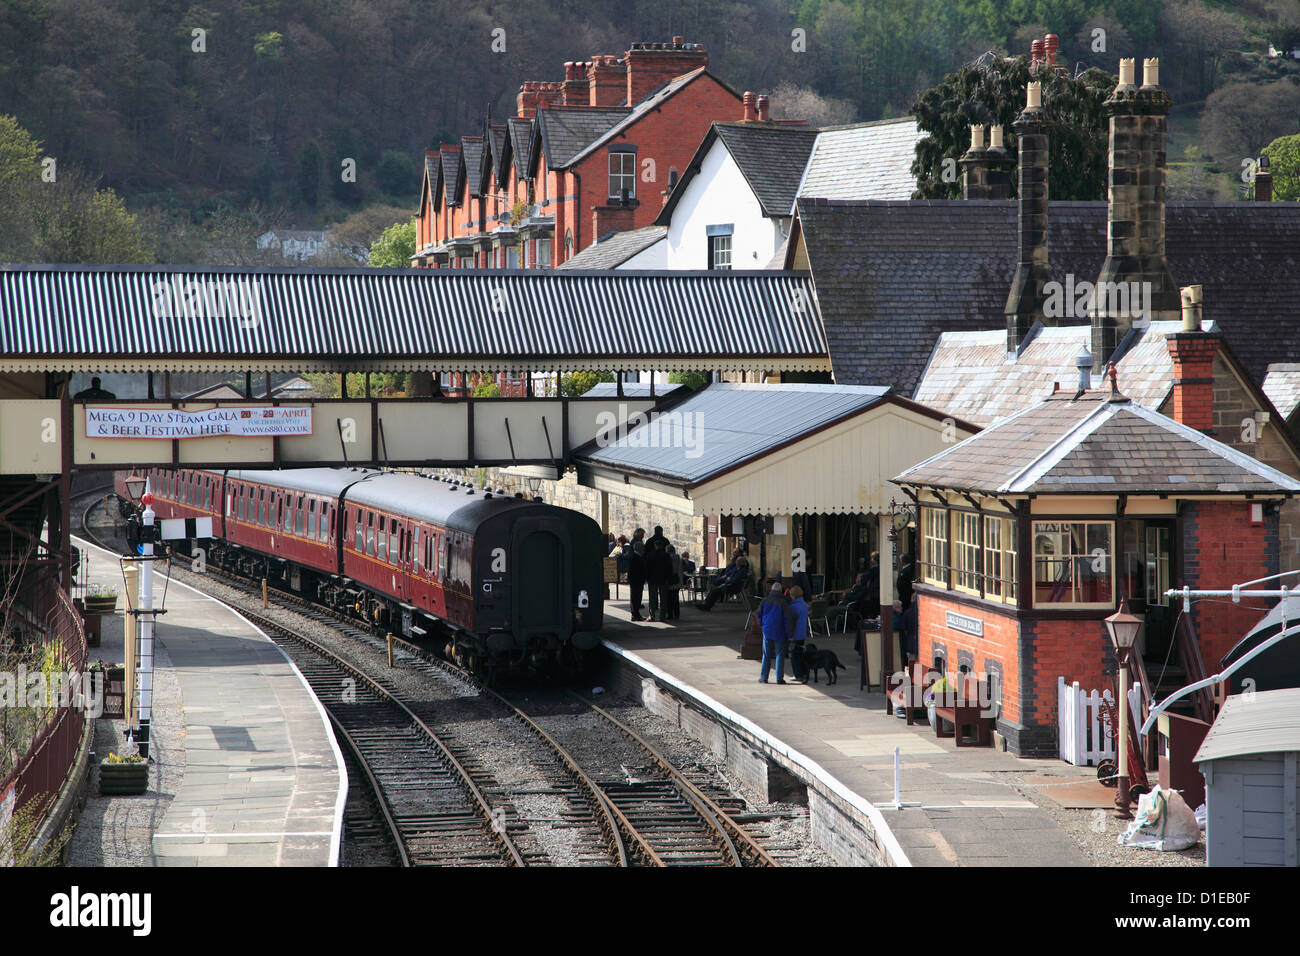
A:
758;582;792;684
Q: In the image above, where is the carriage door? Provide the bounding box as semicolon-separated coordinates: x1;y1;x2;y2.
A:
512;518;570;641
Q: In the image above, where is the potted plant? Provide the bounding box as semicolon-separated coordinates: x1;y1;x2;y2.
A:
99;751;148;795
84;583;119;615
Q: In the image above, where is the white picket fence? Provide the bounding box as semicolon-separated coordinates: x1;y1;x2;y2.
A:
1057;677;1116;767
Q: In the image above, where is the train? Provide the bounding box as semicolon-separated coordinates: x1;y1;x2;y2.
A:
114;466;606;676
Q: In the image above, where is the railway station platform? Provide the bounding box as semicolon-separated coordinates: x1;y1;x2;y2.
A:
600;592;1099;867
66;536;345;867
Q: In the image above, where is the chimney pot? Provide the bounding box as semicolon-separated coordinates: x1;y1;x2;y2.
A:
970;125;986;150
756;95;770;122
1044;34;1059;65
1075;348;1094;393
1142;57;1160;87
1118;57;1136;86
1031;39;1043;64
989;124;1004;149
743;90;757;122
1026;81;1042;109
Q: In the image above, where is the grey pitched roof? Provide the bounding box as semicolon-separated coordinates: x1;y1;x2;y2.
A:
0;265;828;373
1195;688;1300;763
440;145;463;207
537;107;629;169
422;152;443;208
574;382;890;484
914;322;1182;426
563;68;739;169
895;391;1300;496
558;226;666;270
488;125;510;188
797;118;922;205
507;118;535;181
713;124;820;218
1264;364;1300;421
799;199;1300;396
461;136;487;198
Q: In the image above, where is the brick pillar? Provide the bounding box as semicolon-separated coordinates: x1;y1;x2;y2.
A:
1166;330;1220;432
1005;82;1053;351
562;62;590;106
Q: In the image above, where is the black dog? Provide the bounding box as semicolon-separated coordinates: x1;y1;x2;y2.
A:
802;643;846;684
789;642;811;683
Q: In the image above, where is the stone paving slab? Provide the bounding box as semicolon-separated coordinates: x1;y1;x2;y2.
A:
601;595;1094;867
66;536;345;867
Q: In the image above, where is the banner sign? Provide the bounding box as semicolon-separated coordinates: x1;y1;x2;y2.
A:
85;406;312;439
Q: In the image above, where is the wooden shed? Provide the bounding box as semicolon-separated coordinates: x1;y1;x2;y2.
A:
1194;688;1300;867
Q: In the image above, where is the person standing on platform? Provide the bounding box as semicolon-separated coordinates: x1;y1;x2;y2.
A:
899;599;919;669
758;582;791;684
897;553;916;611
647;525;669;553
787;585;809;652
665;544;684;620
645;539;672;621
628;528;647;621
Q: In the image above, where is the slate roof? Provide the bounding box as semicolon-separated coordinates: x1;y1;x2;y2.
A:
487;125;510;189
537;107;630;169
564;68;740;169
461;136;487;198
507;118;535;181
558;226;666;270
440;145;463;207
573;382;890;484
914;322;1182;426
712;124;819;218
422;152;443;211
1264;364;1300;421
895;391;1300;496
796;118;922;205
798;200;1300;396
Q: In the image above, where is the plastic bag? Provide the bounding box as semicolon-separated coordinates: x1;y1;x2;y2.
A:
1117;786;1200;851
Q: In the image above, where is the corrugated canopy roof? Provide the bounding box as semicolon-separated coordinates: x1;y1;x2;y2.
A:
1194;688;1300;763
896;391;1300;496
0;265;829;374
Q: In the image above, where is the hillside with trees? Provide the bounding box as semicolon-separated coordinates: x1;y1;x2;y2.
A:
0;0;1297;264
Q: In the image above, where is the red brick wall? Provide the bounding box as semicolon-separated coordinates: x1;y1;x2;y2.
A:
1022;617;1113;729
1181;500;1277;666
1166;332;1218;432
917;592;1022;723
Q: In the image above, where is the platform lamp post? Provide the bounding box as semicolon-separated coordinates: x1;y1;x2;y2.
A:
1105;598;1142;819
134;478;157;759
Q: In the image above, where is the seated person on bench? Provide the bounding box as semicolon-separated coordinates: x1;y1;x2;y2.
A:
696;554;749;611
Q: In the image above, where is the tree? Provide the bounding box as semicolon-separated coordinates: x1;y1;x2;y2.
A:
296;139;323;208
368;218;417;267
1201;81;1300;168
768;82;857;127
909;54;1116;201
377;149;416;197
667;371;708;390
471;380;501;397
0;114;41;185
559;370;614;396
1262;133;1300;201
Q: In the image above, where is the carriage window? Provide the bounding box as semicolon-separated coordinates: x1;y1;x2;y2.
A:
438;535;448;579
377;516;388;561
270;497;278;529
321;507;331;541
413;526;421;570
295;497;305;534
390;519;399;564
237;488;245;521
367;513;377;556
355;510;364;553
307;501;317;538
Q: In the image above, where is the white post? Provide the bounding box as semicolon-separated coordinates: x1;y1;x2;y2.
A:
137;478;155;758
1116;657;1130;815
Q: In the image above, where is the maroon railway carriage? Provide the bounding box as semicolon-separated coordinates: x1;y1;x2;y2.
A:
120;466;605;674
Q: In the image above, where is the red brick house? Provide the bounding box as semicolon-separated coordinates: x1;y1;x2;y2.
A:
893;372;1300;757
413;38;744;270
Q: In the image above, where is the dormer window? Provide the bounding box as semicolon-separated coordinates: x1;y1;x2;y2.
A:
608;146;637;201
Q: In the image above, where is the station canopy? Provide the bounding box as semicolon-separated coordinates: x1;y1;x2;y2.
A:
0;264;828;375
571;382;976;516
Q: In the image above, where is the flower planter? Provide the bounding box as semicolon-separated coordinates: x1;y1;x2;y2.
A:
100;761;148;796
84;596;119;615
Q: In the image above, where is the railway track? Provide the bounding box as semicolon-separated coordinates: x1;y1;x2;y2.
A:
75;493;779;867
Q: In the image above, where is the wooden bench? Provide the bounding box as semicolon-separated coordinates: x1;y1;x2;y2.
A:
885;659;934;725
932;674;993;747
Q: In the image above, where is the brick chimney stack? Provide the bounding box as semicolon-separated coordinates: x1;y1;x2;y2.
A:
589;55;625;107
1166;285;1218;432
625;38;708;105
1256;154;1273;201
1005;81;1054;352
1091;57;1181;366
517;80;562;117
563;62;590;106
742;90;757;121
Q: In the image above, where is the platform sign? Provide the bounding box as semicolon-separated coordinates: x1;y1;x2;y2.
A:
84;405;312;439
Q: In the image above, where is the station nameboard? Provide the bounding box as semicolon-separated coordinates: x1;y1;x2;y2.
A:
945;610;984;637
84;406;312;439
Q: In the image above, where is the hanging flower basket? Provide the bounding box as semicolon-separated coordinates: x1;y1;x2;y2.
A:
85;583;119;615
100;753;148;796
